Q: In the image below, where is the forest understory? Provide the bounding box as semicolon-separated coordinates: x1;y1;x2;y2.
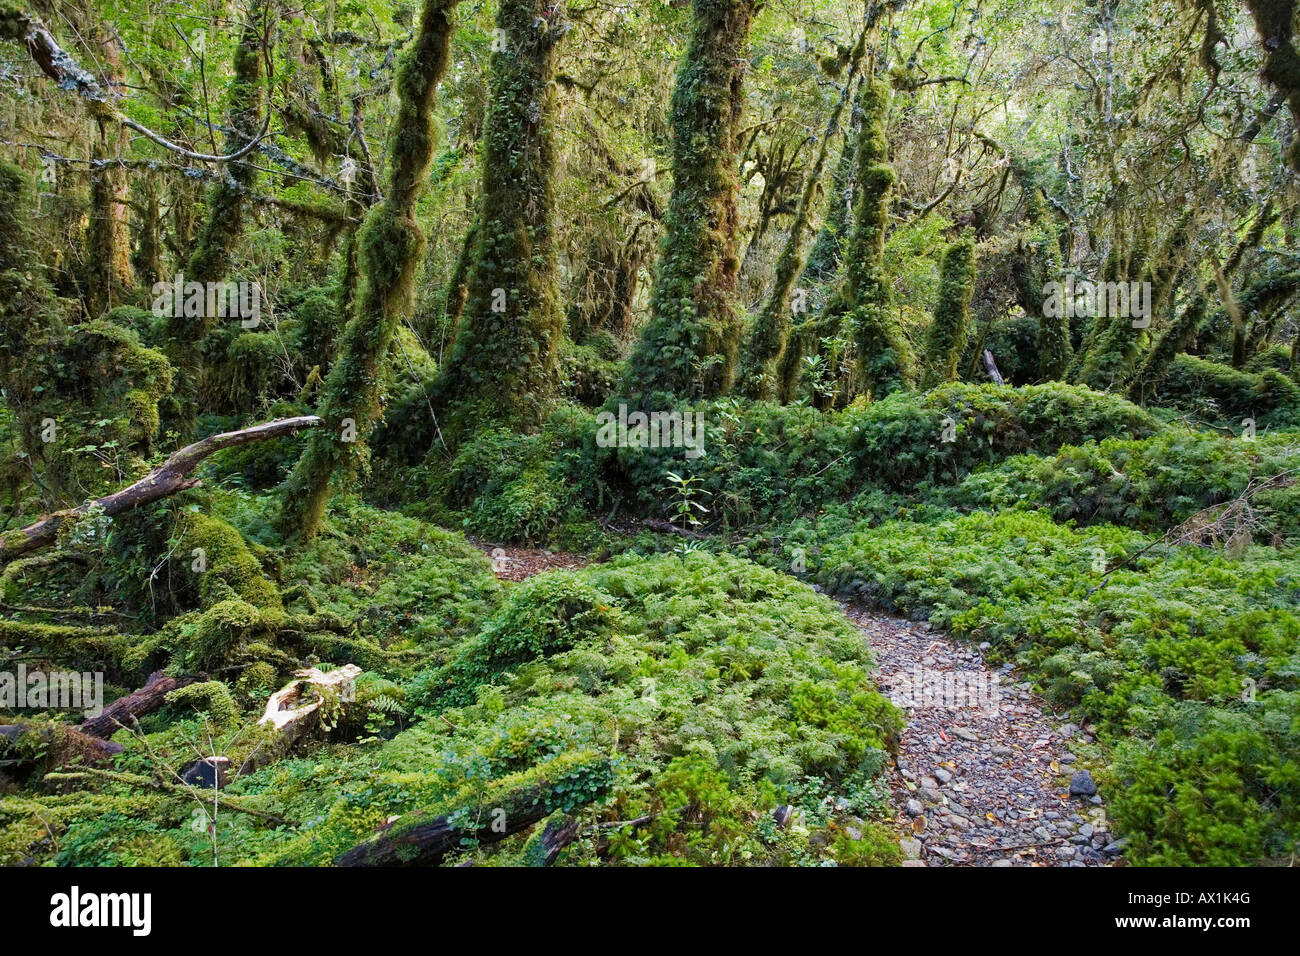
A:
1;0;1299;872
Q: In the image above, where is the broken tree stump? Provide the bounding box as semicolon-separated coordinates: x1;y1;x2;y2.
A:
238;664;361;774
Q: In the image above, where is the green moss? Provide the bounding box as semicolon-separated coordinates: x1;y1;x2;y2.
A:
921;234;975;388
621;0;758;401
165;680;239;729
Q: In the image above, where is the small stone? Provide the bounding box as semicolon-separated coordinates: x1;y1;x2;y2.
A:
1103;839;1128;856
901;859;927;867
990;859;1013;867
1089;795;1103;805
953;728;978;742
845;827;863;841
1069;770;1097;797
1079;823;1094;839
899;838;922;860
906;799;923;817
934;768;953;784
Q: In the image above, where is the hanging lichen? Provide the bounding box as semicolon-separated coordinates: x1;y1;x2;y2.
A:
161;7;267;434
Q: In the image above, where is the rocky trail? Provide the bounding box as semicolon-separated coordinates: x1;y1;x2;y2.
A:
842;604;1124;867
482;545;1124;867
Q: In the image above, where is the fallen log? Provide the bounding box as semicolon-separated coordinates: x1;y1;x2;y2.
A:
643;518;706;540
79;670;196;739
528;816;581;866
336;756;614;867
0;722;125;770
1;416;322;564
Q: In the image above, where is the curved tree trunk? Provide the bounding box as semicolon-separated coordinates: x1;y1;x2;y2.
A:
277;0;460;541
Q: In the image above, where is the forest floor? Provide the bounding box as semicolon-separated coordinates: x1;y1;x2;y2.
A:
480;543;1124;867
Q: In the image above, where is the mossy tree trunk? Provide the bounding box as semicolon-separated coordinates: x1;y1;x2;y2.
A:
837;78;912;401
621;0;758;403
1016;187;1069;381
921;233;976;388
83;19;133;320
161;4;267;435
425;0;568;442
277;0;461;541
738;27;866;401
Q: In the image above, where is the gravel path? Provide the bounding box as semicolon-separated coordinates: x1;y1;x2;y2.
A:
842;604;1124;867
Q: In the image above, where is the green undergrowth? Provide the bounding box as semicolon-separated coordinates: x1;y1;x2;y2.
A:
253;551;901;866
733;509;1300;865
378;382;1162;545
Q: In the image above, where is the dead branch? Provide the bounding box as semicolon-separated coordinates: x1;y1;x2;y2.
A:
1;416;322;564
80;670;197;739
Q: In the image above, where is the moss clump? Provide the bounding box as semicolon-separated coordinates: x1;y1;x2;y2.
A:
410;570;622;709
1150;353;1300;428
165;680;239;729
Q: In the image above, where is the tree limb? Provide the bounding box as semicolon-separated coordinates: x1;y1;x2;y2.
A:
1;416;322;564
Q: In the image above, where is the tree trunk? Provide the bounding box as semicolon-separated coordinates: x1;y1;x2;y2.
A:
424;0;567;443
621;0;758;401
278;0;461;540
79;670;196;738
